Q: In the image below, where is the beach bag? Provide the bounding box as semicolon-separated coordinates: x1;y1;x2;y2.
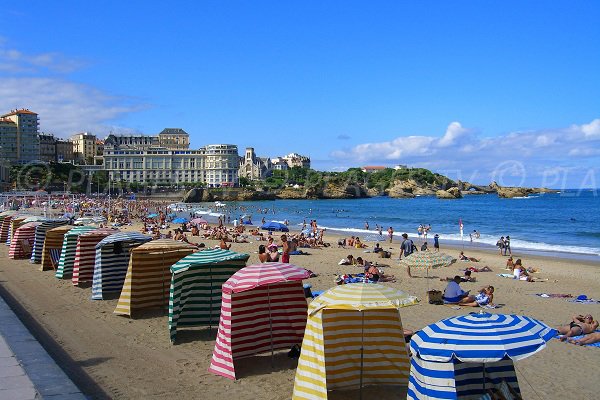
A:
378;250;391;259
427;290;443;304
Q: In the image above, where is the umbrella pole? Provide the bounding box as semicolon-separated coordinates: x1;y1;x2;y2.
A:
267;285;274;368
359;310;364;400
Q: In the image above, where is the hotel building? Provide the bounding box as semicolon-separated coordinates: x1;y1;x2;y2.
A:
0;109;40;165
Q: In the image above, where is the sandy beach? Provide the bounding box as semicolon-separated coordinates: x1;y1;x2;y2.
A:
1;223;599;399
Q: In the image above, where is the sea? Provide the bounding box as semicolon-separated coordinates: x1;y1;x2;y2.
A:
220;190;600;261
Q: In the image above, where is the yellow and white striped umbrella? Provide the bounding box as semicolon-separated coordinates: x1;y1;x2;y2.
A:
399;251;455;270
292;283;418;399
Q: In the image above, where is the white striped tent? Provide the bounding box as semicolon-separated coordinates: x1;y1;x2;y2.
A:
91;232;152;300
6;216;29;245
40;225;73;271
292;283;419;399
8;222;42;259
407;313;556;400
72;228;119;286
31;220;69;264
168;249;250;343
114;239;196;316
208;263;310;380
55;226;96;279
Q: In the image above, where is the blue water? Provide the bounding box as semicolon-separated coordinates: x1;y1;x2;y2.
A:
217;190;600;258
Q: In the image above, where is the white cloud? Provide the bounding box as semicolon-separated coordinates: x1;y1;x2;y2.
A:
330;119;600;186
0;40;146;138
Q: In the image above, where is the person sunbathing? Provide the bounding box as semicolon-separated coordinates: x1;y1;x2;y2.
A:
466;266;493;272
569;331;600;346
338;255;356;265
459;285;494;307
441;270;476;282
506;256;514;271
459;251;480;262
557;314;598;341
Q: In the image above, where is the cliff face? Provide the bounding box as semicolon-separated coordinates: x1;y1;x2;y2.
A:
489;181;558;198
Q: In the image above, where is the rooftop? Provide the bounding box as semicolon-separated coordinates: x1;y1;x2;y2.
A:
1;108;38;117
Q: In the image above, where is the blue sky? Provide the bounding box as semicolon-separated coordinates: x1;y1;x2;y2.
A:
1;1;599;188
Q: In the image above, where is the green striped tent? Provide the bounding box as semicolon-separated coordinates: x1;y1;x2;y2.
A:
168;249;250;343
55;226;96;279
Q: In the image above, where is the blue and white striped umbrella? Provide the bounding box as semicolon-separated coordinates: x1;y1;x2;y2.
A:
410;312;556;363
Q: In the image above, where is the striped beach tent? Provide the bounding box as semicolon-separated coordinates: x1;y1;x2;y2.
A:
114;239;196;316
40;225;73;271
0;211;19;243
407;312;556;400
8;221;42;259
31;219;69;264
55;226;96;279
21;215;47;224
92;232;152;300
292;283;419;399
209;263;310;380
169;249;250;343
6;216;29;245
72;228;119;286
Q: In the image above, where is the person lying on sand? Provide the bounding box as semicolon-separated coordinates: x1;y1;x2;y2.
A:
557;314;598;341
458;285;495;307
569;331;600;346
459;251;480;262
466;266;493;272
441;270;476;282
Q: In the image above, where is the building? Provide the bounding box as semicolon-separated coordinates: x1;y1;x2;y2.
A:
102;144;240;187
271;159;289;171
0;109;40;165
38;134;57;163
70;132;97;164
238;147;272;180
104;133;158;150
394;164;407;170
277;153;311;169
158;128;190;150
56;139;74;162
361;166;387;173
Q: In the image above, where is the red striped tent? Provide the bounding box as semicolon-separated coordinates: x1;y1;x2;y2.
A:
114;239;196;317
0;212;18;243
72;228;119;286
40;225;73;271
8;221;42;259
6;216;28;245
209;263;310;380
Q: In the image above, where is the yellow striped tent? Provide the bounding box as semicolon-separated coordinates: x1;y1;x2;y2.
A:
40;225;73;271
292;283;419;399
6;216;29;245
114;239;196;317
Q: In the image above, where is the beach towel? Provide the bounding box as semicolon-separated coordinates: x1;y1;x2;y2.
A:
498;273;514;278
555;331;600;348
535;293;573;298
568;294;600;304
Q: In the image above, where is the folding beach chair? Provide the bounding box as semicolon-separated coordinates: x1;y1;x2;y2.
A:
49;248;62;271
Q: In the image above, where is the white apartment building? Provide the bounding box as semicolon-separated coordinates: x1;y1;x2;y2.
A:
70;132;97;164
103;144;239;187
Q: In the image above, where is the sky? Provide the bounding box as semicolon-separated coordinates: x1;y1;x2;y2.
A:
1;1;599;188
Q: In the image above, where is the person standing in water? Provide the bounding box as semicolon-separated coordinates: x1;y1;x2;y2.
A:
388;227;394;243
433;233;440;252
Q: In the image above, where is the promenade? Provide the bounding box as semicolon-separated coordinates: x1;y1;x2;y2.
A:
0;294;85;399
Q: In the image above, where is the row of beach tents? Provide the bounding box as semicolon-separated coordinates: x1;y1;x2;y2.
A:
0;209;556;399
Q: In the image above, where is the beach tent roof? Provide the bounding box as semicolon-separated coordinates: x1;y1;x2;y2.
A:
64;225;96;237
79;228;119;238
131;238;196;253
223;262;310;294
47;225;74;235
19;221;43;230
308;282;419;315
95;232;152;249
171;249;249;275
22;216;48;223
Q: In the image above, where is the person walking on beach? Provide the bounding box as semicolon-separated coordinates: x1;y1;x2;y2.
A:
496;236;505;255
400;233;415;261
433;234;440;252
388;227;394;243
281;234;291;263
504;236;512;256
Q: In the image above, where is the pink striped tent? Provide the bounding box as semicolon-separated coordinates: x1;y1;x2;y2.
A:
8;222;42;259
209;263;310;380
72;228;119;286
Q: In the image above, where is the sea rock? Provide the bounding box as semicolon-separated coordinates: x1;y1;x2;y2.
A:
496;187;530;198
276;188;307;200
321;182;368;199
183;188;211;202
367;187;384;197
235;190;276;201
436;187;462;199
388;186;416;199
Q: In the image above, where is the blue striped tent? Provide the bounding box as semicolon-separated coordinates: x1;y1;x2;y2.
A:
168;249;250;343
55;226;96;279
92;232;152;300
31;219;69;264
408;312;556;400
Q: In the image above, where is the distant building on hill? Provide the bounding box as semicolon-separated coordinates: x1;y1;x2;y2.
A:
70;132;97;164
271;152;310;170
394;164;407;170
158;128;190;150
361;166;387;173
38;133;75;163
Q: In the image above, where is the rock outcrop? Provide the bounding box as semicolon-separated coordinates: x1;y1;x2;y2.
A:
489;181;559;198
436;187;463;199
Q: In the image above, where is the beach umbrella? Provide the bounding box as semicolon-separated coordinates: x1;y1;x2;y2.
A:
399;251;455;290
292;283;419;399
172;217;188;224
260;221;289;232
147;213;158;218
190;217;208;226
408;312;556;399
